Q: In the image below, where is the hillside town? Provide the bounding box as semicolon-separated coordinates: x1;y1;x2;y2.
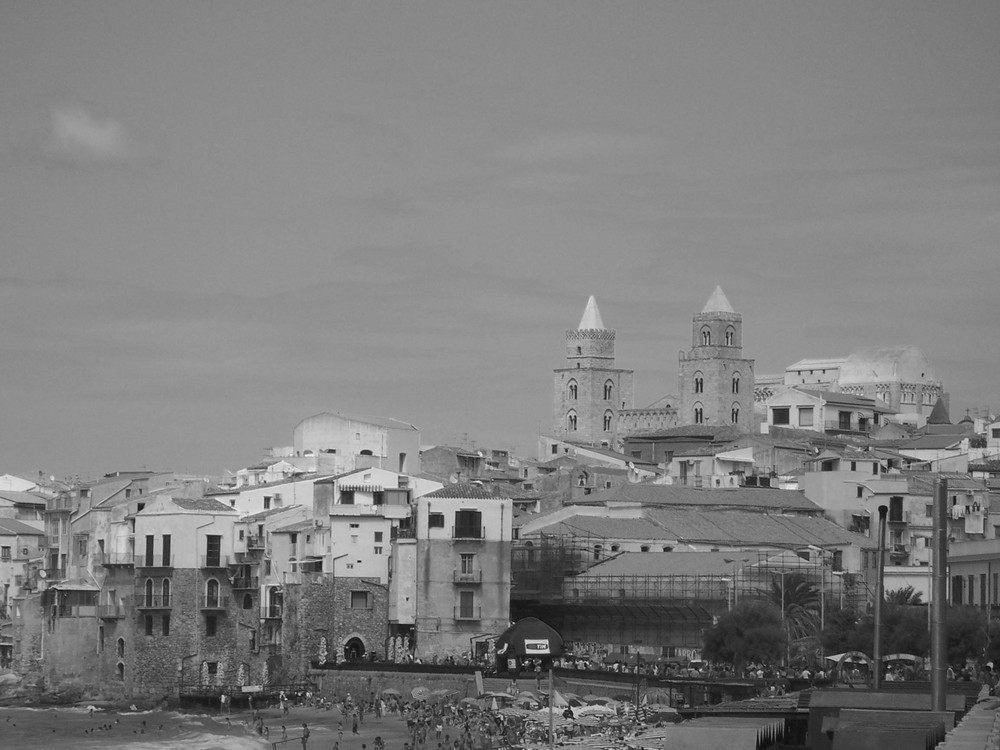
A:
1;288;998;707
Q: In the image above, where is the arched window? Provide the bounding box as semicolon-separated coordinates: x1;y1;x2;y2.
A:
731;404;740;424
117;662;124;681
603;410;613;431
206;578;220;608
567;411;577;431
576;346;582;355
144;578;154;607
732;374;740;394
161;578;171;607
242;593;253;610
116;637;125;658
694;403;704;424
725;327;735;346
694;373;704;394
524;541;535;565
701;327;711;346
568;380;578;400
603;380;613;400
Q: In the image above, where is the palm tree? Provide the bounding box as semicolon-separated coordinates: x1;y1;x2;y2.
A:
770;572;821;642
885;585;924;606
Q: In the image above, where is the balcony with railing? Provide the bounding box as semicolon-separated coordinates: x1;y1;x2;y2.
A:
201;555;229;569
247;536;265;551
452;525;485;540
99;552;135;567
134;554;173;569
134;594;171;609
98;604;126;619
454;605;482;621
453;569;482;584
199;595;230;610
45;496;77;513
231;576;259;589
261;605;283;619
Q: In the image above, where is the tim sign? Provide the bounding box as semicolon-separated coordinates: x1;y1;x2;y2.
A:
523;639;551;655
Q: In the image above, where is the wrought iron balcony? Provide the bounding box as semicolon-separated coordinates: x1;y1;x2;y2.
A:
453;569;482;584
454;606;482;621
261;605;283;619
200;555;229;568
98;604;125;619
199;595;230;610
134;554;173;568
231;576;259;589
134;594;171;609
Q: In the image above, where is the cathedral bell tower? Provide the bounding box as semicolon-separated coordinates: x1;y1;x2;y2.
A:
552;297;634;448
678;286;754;430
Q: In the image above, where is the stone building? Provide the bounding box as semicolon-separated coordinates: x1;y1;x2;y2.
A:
550;296;635;450
678;286;755;430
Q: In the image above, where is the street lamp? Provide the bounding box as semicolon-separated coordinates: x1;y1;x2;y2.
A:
723;557;749;607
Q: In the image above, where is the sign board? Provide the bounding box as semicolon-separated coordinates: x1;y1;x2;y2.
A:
524;639;551;655
242;685;263;693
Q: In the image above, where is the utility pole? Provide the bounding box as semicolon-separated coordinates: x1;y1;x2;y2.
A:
931;478;948;711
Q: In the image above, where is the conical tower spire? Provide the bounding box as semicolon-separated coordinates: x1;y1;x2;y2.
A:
702;286;735;314
578;295;606;329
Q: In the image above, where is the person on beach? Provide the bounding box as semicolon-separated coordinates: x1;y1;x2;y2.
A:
302;722;311;748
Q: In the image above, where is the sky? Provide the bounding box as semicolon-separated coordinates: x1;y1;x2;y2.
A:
1;1;998;481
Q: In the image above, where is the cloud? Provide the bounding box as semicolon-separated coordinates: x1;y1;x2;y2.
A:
45;103;133;165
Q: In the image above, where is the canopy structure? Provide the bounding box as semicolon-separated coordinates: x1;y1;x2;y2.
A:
494;617;564;674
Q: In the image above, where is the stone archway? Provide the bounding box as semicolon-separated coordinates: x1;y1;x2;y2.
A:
344;636;366;662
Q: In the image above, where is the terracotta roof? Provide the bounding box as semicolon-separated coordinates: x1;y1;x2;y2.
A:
0;518;45;535
578;483;821;512
582;551;748;577
425;483;510;500
171;498;237;513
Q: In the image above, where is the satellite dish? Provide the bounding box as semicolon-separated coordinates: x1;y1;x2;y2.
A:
38;570;48;579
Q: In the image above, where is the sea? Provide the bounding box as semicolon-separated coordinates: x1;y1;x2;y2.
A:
0;706;275;750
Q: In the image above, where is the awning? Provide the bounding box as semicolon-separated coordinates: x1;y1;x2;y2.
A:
49;580;99;591
715;449;755;464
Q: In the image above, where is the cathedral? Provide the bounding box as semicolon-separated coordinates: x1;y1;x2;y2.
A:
546;287;755;454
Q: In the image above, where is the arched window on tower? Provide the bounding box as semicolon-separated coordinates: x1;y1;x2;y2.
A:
701;327;711;346
725;327;735;346
568;380;578;400
567;411;578;431
694;373;704;394
603;410;613;431
603;380;613;400
731;404;740;424
206;578;220;608
576;346;582;355
694;403;704;424
732;374;740;394
161;578;171;607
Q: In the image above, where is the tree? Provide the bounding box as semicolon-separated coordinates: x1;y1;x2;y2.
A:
946;606;988;665
769;572;821;642
703;600;785;672
885;586;924;606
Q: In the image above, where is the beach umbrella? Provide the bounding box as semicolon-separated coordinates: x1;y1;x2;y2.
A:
576;705;617;717
411;687;430;700
381;688;401;697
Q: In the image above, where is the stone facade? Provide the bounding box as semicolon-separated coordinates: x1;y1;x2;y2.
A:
678;288;755;431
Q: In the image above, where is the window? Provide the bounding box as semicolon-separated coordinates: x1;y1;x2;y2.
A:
694;374;704;394
798;407;814;427
603;411;613;431
459;591;475;618
731;405;740;424
603;380;613;400
144;614;154;635
593;545;602;561
162;614;170;636
243;593;253;610
428;513;445;529
772;407;790;426
856;486;864;498
374;546;382;555
725;328;734;346
350;590;371;609
206;615;217;637
455;509;483;538
205;535;221;567
640;545;650;552
263;496;272;510
732;375;740;394
206;578;220;608
0;547;9;560
701;328;711;345
568;381;577;400
374;531;383;543
207;661;218;679
610;544;619;552
992;428;1000;439
461;553;475;574
161;578;171;606
116;638;125;658
568;411;577;431
694;405;704;424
